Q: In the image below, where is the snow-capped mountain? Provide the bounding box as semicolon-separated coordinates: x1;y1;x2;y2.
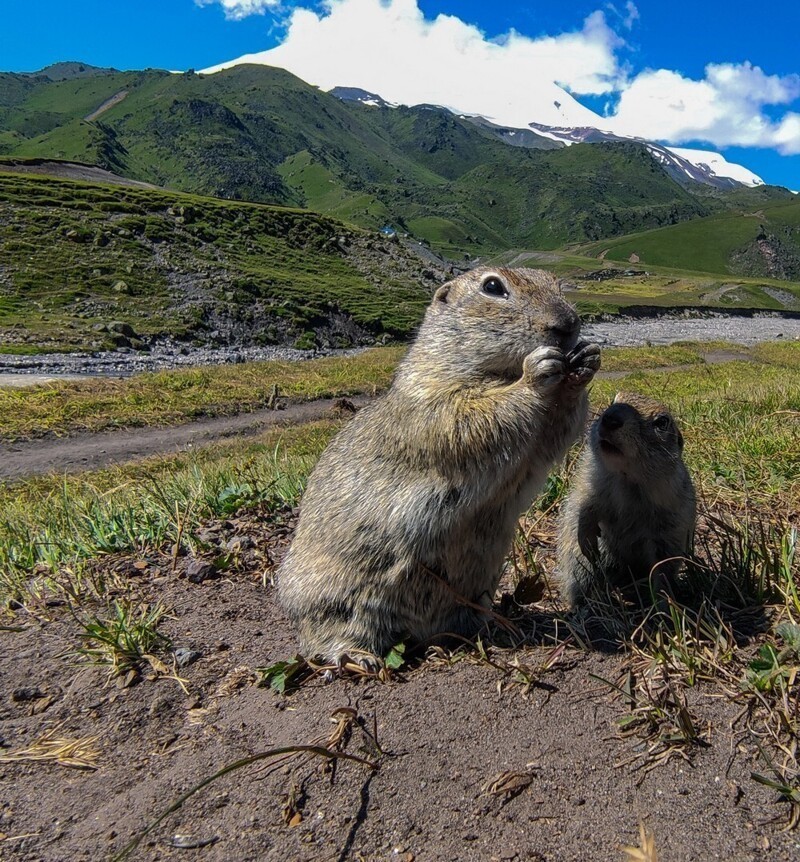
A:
665;147;764;188
329;86;765;189
527;123;764;188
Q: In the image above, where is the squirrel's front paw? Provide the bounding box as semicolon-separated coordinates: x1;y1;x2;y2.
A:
566;341;601;388
523;346;567;391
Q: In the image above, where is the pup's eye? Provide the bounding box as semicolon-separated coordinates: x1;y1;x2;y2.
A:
652;414;671;431
481;277;508;298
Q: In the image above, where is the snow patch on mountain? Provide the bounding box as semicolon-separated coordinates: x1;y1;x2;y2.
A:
665;147;764;187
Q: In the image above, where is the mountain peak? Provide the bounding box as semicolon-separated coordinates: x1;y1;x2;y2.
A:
329;86;397;109
24;62;118;81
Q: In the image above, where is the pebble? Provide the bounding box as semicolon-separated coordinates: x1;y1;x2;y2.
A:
186;559;215;583
174;647;202;668
11;687;44;703
225;535;254;553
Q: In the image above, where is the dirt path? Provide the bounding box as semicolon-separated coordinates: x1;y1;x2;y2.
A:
0;396;370;481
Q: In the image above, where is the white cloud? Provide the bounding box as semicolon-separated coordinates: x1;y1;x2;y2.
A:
195;0;280;21
199;0;800;154
611;62;800;153
202;0;624;127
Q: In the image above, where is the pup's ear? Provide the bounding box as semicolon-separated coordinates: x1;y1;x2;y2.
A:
434;284;450;304
675;427;685;453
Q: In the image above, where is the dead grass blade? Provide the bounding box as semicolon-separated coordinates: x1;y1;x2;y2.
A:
0;727;100;770
481;766;537;805
113;706;381;861
620;822;658;861
112;744;377;861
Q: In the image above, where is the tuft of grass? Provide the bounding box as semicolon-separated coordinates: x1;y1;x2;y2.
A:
74;598;171;682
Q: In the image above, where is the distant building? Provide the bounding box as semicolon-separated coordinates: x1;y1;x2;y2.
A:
380;225;397;237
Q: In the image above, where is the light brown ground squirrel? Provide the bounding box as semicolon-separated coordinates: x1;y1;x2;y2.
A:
276;267;600;666
557;392;696;606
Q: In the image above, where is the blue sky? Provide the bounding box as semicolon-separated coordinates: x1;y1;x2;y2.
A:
2;0;799;188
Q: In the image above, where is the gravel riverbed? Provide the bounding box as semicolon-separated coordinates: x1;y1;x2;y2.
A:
584;311;800;348
1;313;799;382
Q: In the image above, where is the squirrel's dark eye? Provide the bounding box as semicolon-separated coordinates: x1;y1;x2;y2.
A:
481;276;508;298
652;414;671;432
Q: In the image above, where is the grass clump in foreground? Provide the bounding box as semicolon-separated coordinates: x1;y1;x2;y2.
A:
74;599;171;685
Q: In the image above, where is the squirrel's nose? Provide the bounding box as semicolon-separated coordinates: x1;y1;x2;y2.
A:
545;308;580;347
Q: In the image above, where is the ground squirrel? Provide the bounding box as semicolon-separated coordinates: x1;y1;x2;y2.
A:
277;267;600;666
557;392;696;606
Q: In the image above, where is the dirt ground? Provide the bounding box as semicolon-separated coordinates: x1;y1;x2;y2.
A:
2;508;799;862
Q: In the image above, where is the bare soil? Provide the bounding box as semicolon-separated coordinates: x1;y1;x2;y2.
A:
1;511;798;862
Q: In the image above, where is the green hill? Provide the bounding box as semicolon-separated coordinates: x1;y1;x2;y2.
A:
0;170;446;354
577;197;800;280
0;62;763;256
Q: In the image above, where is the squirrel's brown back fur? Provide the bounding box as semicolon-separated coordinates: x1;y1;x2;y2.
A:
277;267;600;665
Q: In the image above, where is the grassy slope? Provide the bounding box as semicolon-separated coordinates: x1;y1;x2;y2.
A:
576;197;800;277
0;171;434;351
0;64;726;256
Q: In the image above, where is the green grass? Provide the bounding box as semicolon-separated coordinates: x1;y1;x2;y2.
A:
1;341;793;442
74;599;171;682
0;420;335;604
1;342;798;608
0;346;404;440
599;343;707;372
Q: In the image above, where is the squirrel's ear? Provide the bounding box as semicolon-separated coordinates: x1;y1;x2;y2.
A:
434;284;450;304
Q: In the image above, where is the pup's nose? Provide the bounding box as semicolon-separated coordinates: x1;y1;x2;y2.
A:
600;407;625;431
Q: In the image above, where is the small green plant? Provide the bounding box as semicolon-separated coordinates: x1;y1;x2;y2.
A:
744;623;800;694
75;599;171;681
